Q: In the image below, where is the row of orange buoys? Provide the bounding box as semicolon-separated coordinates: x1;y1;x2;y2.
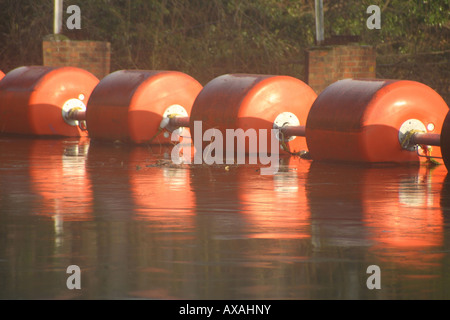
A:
0;65;449;170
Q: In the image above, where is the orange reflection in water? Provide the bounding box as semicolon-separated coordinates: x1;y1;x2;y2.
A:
306;161;445;266
128;146;196;234
238;156;311;239
363;164;446;253
28;138;93;221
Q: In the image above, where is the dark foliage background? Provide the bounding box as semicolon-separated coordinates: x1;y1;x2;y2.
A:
0;0;448;102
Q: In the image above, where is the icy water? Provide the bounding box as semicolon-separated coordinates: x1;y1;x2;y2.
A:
1;136;450;300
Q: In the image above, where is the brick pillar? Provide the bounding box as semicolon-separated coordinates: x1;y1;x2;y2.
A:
306;44;376;93
43;40;111;79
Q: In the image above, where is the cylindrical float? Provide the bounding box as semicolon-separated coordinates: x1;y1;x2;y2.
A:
305;79;449;164
441;111;450;171
189;74;317;156
0;66;99;137
0;70;5;81
86;70;203;144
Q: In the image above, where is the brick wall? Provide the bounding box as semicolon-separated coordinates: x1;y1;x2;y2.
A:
306;44;376;93
43;40;111;79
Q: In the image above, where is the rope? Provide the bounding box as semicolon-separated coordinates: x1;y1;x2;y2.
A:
146;113;183;145
418;144;441;166
278;129;310;159
147;127;164;144
66;107;88;131
400;129;422;149
400;129;440;166
78;121;87;131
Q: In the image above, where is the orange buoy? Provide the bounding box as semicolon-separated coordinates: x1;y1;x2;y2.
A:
189;74;317;156
0;66;99;137
441;111;450;171
0;70;4;81
85;70;203;144
306;79;449;164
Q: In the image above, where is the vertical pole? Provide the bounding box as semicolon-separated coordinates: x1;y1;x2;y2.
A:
54;0;63;34
315;0;324;45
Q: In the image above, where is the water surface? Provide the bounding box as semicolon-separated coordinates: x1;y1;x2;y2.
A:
1;137;449;299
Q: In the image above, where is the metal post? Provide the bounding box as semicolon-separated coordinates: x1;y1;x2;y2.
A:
167;117;307;138
280;125;306;138
168;116;190;129
54;0;63;34
411;133;441;147
67;109;86;122
315;0;324;45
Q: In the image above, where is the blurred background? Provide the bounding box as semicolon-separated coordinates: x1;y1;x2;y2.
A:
0;0;448;102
